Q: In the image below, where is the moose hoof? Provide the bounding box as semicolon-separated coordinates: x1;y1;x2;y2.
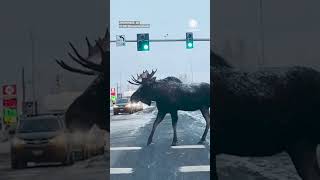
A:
147;140;152;146
171;142;177;146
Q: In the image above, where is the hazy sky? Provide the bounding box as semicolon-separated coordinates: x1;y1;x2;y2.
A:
0;0;107;112
110;0;210;91
213;0;320;69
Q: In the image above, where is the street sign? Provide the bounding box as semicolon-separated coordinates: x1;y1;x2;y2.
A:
137;33;150;51
186;32;194;49
116;35;126;46
111;88;116;103
2;84;18;127
3;99;17;108
3;85;16;97
3;108;17;125
111;88;116;96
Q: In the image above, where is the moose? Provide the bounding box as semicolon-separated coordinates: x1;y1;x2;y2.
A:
55;29;109;132
128;70;210;146
212;51;320;180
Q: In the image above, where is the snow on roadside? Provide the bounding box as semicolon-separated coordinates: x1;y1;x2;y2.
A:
179;110;210;144
111;105;157;135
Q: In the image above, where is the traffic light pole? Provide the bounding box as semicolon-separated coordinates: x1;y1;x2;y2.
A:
110;38;210;43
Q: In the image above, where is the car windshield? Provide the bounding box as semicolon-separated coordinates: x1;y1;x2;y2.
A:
116;99;129;104
18;118;61;133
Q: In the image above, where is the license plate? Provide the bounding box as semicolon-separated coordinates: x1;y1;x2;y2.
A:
32;150;43;156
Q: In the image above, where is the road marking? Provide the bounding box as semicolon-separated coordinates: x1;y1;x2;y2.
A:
4;173;39;178
171;145;205;149
179;165;210;172
111;147;142;151
110;168;133;174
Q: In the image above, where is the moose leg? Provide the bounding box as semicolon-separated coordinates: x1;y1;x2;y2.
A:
198;107;210;144
212;154;219;180
287;139;320;180
170;111;179;146
147;111;166;145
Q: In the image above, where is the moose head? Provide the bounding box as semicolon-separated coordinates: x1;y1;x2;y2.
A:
128;69;157;106
55;28;109;132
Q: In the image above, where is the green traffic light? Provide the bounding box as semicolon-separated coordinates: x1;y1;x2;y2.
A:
144;44;149;50
187;41;193;49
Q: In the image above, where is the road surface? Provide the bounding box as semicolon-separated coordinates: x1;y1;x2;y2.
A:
110;105;311;180
110;106;210;180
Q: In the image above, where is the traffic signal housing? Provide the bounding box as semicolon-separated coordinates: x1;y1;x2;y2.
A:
186;32;194;49
137;33;150;51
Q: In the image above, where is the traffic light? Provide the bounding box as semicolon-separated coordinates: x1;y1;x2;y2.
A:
137;33;150;51
186;32;194;49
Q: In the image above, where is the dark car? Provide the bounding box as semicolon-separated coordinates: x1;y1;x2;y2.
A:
10;114;74;169
113;98;143;115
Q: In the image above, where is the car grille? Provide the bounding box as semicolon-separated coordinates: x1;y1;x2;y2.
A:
24;138;49;145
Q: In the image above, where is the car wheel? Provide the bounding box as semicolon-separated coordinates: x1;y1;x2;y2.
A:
69;152;75;165
80;149;85;160
63;151;74;165
114;112;118;115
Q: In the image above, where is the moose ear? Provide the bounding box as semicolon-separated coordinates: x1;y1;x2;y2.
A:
151;77;156;82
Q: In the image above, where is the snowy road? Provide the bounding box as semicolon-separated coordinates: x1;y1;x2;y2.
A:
110;107;210;180
110;106;313;180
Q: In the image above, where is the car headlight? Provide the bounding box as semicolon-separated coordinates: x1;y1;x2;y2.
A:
12;137;25;146
49;134;66;145
113;105;119;108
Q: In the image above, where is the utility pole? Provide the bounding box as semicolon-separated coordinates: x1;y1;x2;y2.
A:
116;83;119;98
29;31;36;115
259;0;265;66
120;72;122;96
21;67;25;115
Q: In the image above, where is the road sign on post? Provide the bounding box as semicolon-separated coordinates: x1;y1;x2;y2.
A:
111;88;116;104
186;32;194;49
2;84;18;127
137;33;150;51
116;35;126;46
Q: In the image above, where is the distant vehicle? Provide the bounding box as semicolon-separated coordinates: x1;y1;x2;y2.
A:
10;114;74;169
113;98;143;115
72;125;106;160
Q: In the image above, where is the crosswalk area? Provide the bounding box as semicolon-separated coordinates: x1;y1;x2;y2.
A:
110;144;210;180
110;109;210;180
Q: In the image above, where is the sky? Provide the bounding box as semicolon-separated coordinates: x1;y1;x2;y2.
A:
213;0;320;70
110;0;210;92
0;0;107;113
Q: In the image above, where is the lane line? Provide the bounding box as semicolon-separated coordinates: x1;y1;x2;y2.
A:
171;145;205;149
111;147;142;151
179;165;210;172
110;168;134;174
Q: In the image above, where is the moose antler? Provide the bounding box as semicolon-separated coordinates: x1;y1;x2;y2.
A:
128;74;142;85
55;59;97;75
56;27;109;76
128;69;158;85
148;69;157;79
